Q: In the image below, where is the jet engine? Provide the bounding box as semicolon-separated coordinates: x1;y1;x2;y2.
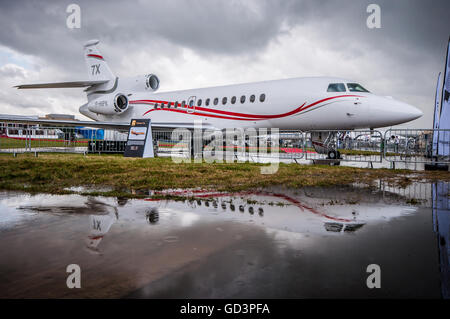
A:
125;74;160;92
87;93;129;115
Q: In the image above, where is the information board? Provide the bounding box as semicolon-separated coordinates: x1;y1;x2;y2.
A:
124;119;154;158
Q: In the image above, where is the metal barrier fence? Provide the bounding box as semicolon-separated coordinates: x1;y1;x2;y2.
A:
152;128;292;162
2;122;450;169
152;130;191;158
304;130;383;163
384;129;450;165
151;129;383;163
0;123;128;155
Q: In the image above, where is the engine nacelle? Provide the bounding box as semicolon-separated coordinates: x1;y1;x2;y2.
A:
87;93;129;115
125;74;160;92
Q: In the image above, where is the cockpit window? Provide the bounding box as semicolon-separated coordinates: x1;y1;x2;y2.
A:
347;83;370;92
327;83;346;92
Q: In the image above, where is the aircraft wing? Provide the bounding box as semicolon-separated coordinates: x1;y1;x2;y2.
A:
0;114;216;130
14;80;109;89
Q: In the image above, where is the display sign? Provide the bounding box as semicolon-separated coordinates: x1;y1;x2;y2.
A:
124;118;154;158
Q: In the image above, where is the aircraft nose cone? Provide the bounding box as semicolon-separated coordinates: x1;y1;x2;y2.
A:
399;101;423;122
383;99;423;125
369;97;423;128
409;105;423;121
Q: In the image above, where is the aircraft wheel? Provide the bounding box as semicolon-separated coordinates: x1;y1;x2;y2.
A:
336;151;341;159
327;150;338;159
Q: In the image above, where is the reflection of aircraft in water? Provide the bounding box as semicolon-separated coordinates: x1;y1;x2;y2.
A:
146;188;419;235
87;203;158;253
82;199;118;253
147;189;367;235
17;197;121;253
324;222;365;233
432;182;450;299
87;213;117;253
87;204;159;253
146;207;159;224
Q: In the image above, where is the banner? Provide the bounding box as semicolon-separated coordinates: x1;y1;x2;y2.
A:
432;72;442;157
438;37;450;156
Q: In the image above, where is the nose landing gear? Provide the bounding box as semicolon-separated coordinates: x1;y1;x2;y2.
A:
310;131;342;166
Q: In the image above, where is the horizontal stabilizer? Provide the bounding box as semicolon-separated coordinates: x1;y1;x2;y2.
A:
14;80;109;89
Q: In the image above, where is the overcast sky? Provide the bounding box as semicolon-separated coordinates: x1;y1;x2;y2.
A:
0;0;449;128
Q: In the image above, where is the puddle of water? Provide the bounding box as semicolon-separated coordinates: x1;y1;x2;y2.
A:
0;182;448;298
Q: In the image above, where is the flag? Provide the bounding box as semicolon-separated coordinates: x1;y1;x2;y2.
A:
432;72;442;157
438;37;450;156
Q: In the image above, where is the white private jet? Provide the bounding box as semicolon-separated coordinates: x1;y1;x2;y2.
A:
1;39;422;156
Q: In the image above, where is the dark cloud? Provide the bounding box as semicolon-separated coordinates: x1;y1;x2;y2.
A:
0;0;449;126
0;0;298;75
1;0;448;69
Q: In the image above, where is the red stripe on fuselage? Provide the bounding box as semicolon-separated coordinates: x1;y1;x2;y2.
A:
141;107;262;121
133;94;363;121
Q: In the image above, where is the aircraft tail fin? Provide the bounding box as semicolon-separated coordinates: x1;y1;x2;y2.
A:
83;39;115;81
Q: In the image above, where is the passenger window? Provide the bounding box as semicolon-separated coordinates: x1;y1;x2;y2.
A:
240;95;246;103
181;101;186;108
154;103;158;109
259;94;265;102
347;83;370;92
222;97;227;105
250;94;255;103
214;98;219;105
206;98;210;106
189;100;194;107
327;83;346;92
231;96;236;104
198;99;202;106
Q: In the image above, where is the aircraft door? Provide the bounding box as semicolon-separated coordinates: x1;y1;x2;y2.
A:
187;96;196;114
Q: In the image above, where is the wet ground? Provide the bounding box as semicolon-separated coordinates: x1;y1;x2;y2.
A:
164;152;434;170
0;182;449;298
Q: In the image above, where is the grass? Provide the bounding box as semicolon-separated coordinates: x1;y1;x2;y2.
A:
0;153;449;197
